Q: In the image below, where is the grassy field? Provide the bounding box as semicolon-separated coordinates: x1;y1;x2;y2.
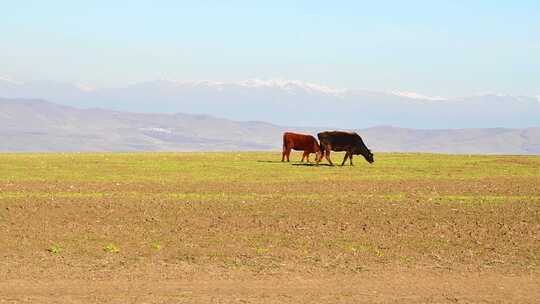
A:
0;152;539;303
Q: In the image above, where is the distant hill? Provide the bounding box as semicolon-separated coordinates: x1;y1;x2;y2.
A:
1;98;539;154
360;126;540;155
0;98;285;151
1;78;540;129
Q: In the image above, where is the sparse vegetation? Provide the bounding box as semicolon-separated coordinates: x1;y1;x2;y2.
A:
0;152;539;302
103;244;120;253
47;244;62;254
150;242;162;251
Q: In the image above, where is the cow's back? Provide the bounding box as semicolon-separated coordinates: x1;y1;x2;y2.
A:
284;132;319;152
318;131;359;151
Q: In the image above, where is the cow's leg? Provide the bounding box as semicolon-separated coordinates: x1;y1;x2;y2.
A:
286;148;291;162
306;153;311;163
341;151;350;166
350;154;354;166
283;146;291;162
315;151;321;164
316;146;326;165
325;146;334;166
301;151;308;162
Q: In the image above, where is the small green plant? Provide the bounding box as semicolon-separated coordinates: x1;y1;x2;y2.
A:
255;247;269;255
151;242;162;250
47;244;62;254
103;243;120;253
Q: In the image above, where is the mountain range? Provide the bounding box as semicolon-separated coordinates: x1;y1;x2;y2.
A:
1;97;539;154
1;78;539;129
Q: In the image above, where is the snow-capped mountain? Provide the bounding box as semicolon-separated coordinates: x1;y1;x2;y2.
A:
1;77;539;129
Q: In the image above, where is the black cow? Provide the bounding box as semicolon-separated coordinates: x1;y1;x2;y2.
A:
317;131;374;166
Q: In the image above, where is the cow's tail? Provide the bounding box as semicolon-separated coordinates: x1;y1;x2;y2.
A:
318;142;325;161
314;134;321;160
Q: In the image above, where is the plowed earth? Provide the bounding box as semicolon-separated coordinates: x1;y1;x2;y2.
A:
0;152;539;303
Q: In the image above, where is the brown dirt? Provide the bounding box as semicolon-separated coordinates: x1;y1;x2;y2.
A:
0;153;539;303
1;271;538;303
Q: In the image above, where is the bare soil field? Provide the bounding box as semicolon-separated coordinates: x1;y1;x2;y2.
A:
0;152;539;303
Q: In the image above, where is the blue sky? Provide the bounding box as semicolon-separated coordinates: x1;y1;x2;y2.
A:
2;0;539;97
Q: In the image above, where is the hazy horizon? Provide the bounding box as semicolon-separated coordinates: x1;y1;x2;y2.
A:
2;77;540;129
2;1;540;129
2;1;539;99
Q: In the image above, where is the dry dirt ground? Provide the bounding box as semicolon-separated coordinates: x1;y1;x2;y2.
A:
0;152;538;303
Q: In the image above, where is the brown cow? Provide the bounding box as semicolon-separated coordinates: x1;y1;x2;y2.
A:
317;131;374;166
282;132;321;162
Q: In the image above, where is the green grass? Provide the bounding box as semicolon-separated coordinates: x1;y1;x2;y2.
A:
47;244;62;254
0;151;539;277
103;244;120;253
1;152;539;183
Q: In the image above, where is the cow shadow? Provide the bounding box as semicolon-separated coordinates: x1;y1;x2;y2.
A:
256;160;284;163
256;160;333;166
291;163;333;167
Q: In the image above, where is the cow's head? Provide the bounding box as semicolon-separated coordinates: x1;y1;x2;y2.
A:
353;144;374;164
364;149;374;163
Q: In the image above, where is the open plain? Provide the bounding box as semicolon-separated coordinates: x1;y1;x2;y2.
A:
0;152;539;303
